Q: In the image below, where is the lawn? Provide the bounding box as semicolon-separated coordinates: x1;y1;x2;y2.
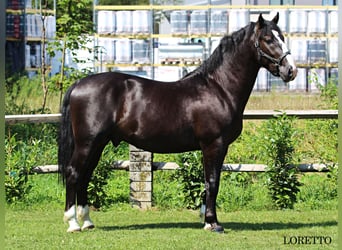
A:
5;204;337;250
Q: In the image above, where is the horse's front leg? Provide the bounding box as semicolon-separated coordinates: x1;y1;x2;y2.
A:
201;139;228;233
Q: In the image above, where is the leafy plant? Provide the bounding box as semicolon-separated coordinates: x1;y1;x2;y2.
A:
153;171;182;209
87;143;119;209
225;172;252;187
227;122;266;164
326;163;338;199
5;122;58;204
218;172;254;211
316;77;338;109
174;151;205;209
49;0;95;105
5;135;34;203
297;165;338;210
263;113;301;209
86;142;129;209
87;163;113;209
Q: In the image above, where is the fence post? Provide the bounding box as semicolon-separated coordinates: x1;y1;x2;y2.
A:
129;145;153;209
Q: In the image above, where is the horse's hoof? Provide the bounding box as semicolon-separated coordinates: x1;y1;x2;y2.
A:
204;223;224;233
65;218;82;233
82;222;95;231
212;225;224;233
67;226;81;233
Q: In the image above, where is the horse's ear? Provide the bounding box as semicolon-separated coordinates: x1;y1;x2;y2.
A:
272;12;279;24
256;14;265;29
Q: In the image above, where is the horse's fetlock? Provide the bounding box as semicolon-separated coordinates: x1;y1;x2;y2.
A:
77;205;95;230
64;205;82;232
77;205;89;221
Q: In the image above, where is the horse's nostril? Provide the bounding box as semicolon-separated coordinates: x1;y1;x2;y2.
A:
288;67;293;77
287;66;298;80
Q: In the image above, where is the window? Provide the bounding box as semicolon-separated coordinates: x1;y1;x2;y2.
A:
322;0;337;5
269;0;294;4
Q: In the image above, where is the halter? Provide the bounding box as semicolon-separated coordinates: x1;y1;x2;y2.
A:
254;40;291;76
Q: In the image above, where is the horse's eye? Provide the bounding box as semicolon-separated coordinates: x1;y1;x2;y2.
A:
263;36;273;44
265;38;273;44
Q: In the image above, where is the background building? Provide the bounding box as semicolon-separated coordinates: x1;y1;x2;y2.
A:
6;0;338;92
5;0;56;77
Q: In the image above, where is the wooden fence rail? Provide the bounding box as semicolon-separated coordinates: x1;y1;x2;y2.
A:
32;162;331;174
4;110;338;125
5;110;338;209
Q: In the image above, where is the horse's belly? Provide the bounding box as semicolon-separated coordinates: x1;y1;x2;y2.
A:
125;133;200;154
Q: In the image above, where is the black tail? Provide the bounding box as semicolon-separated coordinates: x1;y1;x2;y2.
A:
58;82;78;185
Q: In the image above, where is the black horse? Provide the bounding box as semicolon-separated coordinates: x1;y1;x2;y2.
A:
58;13;297;233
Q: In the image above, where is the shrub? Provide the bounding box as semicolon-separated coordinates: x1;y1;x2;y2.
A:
5;122;59;204
87;142;129;209
5;135;33;203
217;172;253;211
153;171;182;209
298;119;338;163
297;167;338;210
326;164;338;198
263;114;301;209
316;77;338;109
227;121;266;164
217;172;274;211
87;163;113;209
174;151;205;209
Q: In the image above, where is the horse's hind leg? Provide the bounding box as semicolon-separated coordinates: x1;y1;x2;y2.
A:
76;138;109;231
64;138;107;232
64;205;80;232
63;154;82;232
75;162;96;231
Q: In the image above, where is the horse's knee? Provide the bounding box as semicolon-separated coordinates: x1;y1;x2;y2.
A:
205;178;220;199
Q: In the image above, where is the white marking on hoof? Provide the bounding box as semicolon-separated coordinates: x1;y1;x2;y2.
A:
67;221;82;233
203;222;224;233
64;205;81;233
77;205;95;231
82;220;95;231
203;223;212;231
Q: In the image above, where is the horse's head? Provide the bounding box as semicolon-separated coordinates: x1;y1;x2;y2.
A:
253;13;297;82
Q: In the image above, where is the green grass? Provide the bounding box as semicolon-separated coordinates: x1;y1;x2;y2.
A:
5;204;337;249
5;172;338;249
246;93;324;110
15;172;338;212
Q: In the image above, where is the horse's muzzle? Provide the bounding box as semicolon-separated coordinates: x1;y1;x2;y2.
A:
280;65;297;82
288;65;297;81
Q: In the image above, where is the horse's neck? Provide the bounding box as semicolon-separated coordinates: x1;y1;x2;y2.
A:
213;43;260;113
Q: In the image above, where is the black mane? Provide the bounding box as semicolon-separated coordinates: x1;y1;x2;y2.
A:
182;22;256;79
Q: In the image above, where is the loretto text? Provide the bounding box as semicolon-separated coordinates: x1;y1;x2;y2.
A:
283;236;332;245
